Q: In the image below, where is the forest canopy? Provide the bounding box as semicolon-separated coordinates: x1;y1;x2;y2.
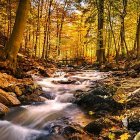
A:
0;0;139;67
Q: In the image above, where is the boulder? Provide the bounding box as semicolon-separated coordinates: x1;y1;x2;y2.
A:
0;89;21;105
74;85;122;113
134;132;140;140
128;109;140;131
4;85;22;96
0;103;9;116
19;94;46;104
127;88;140;108
38;67;50;77
0;72;16;88
84;118;115;135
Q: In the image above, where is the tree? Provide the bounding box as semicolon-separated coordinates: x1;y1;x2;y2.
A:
119;0;128;57
96;0;105;64
136;15;140;58
4;0;30;70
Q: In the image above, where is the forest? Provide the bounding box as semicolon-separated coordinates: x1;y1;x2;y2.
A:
0;0;139;140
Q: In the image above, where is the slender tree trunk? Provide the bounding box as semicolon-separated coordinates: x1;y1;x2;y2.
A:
136;15;140;58
5;0;30;70
120;16;125;56
6;0;12;37
120;0;128;57
96;0;105;64
35;0;40;58
42;1;48;59
107;3;118;63
45;0;53;59
56;0;67;56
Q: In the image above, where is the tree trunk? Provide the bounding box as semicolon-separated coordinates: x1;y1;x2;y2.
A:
96;0;105;64
45;0;53;60
35;0;40;58
120;0;128;57
107;3;118;63
5;0;30;71
137;15;140;58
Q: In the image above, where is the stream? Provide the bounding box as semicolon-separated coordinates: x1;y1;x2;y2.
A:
0;70;110;140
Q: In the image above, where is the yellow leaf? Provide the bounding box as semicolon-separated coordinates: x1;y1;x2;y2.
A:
88;111;94;115
118;99;125;103
108;132;115;140
120;133;130;140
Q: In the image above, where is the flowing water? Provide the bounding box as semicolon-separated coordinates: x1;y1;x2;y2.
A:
0;69;110;140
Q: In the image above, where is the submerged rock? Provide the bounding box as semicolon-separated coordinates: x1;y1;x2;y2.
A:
41;92;56;100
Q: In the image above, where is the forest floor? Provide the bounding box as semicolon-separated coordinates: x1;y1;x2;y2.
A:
0;55;140;139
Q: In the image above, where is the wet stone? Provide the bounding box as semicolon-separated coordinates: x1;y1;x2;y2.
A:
41;92;56;100
127;89;140;108
84;118;116;135
74;84;122;113
128;111;140;131
36;134;65;140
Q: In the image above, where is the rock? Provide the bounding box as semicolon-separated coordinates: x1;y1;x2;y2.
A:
131;61;140;71
63;126;80;137
58;80;75;84
0;103;9;116
62;125;90;140
36;134;65;140
52;79;75;85
24;85;34;94
128;109;140;131
8;92;17;97
0;89;21;105
56;93;75;103
112;71;127;77
4;85;22;96
134;132;140;140
38;67;50;77
127;88;140;108
68;135;82;140
0;72;16;88
127;69;137;78
84;121;103;135
74;85;122;113
39;96;48;102
13;86;22;96
19;93;46;104
16;84;41;96
84;118;115;135
41;92;56;100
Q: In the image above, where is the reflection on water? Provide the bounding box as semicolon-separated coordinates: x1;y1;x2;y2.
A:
0;70;109;140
